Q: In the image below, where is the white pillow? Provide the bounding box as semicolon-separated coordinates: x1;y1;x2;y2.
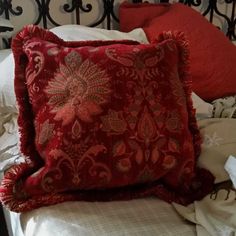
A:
0;49;16;111
191;92;213;120
50;24;148;43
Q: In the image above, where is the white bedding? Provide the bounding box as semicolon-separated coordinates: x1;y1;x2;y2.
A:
20;199;195;236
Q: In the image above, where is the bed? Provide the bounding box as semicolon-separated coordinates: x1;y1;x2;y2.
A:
0;0;236;236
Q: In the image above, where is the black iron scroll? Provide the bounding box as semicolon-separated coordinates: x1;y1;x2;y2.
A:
0;0;235;48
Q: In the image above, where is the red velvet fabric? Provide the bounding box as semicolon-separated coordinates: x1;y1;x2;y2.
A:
120;2;236;101
0;26;214;212
119;1;169;32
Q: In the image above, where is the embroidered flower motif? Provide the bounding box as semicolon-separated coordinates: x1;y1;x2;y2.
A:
137;106;158;143
113;141;127;157
203;132;223;148
24;41;44;86
166;110;182;132
36;119;55;146
45;51;111;125
105;47;161;84
162;155;177;170
101;109;127;134
42;143;111;191
116;158;132;172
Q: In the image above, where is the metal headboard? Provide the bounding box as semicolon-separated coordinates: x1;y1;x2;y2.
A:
0;0;235;47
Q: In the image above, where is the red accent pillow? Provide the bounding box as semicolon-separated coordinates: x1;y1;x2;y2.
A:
143;3;236;101
0;25;214;212
119;1;169;32
119;2;236;101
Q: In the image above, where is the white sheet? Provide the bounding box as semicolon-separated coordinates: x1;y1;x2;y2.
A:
20;199;195;236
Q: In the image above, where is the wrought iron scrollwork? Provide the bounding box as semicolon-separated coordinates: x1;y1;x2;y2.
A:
201;0;236;40
63;0;92;24
34;0;61;28
0;0;235;46
0;0;22;47
87;0;119;29
63;0;119;29
0;0;23;19
2;37;10;47
63;0;92;12
178;0;202;7
227;0;236;40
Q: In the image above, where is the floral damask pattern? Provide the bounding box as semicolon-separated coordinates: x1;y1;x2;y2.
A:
45;51;111;126
42;142;111;192
101;109;127;134
36;119;55;146
0;26;214;213
203;132;223;147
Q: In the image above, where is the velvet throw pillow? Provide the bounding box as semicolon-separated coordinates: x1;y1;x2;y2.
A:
143;3;236;101
0;25;214;212
119;1;169;32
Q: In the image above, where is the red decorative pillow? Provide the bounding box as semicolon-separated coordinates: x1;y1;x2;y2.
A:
0;25;214;212
142;3;236;101
119;1;169;32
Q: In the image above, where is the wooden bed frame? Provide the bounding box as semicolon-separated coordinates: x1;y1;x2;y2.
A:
0;0;235;235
